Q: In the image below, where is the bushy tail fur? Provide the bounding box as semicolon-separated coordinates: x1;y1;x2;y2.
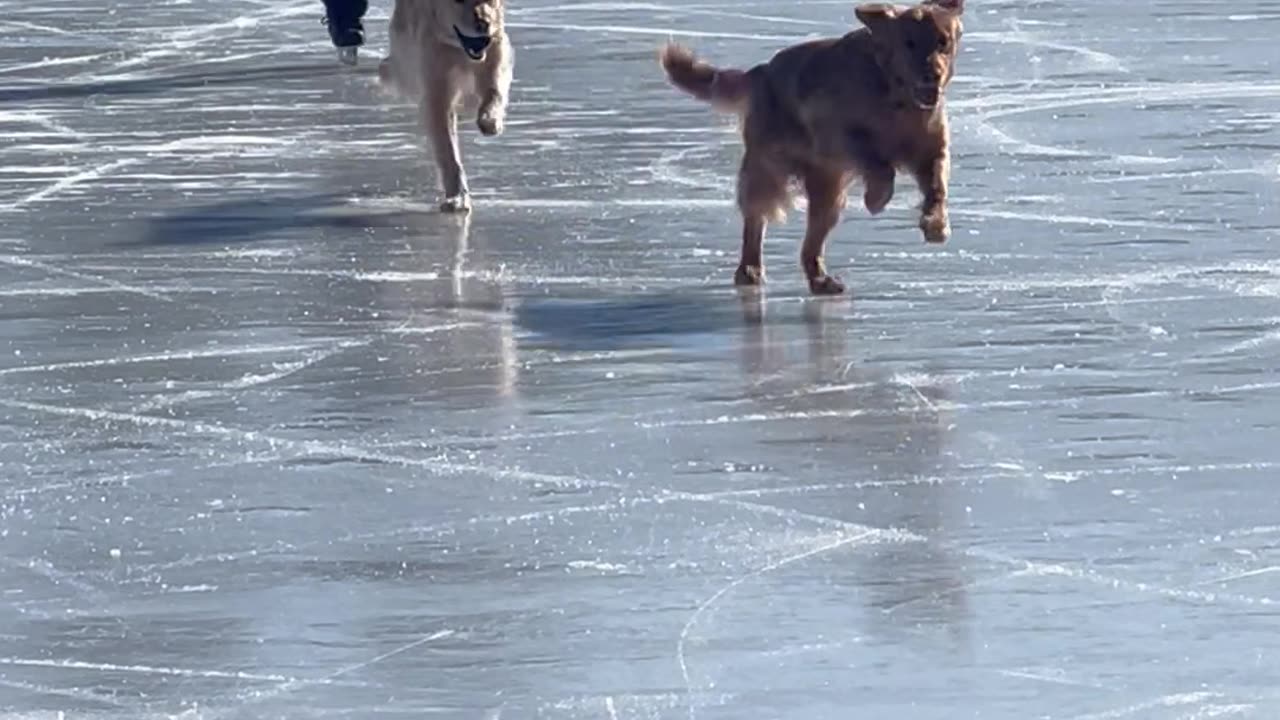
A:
659;43;752;113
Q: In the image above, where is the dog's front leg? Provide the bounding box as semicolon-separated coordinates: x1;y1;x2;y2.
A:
912;146;951;244
838;128;895;215
422;81;470;213
476;37;513;136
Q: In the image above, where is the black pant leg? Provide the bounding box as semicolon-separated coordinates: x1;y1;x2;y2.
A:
321;0;369;47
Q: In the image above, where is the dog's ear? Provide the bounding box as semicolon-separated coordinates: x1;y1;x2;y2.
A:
855;3;899;30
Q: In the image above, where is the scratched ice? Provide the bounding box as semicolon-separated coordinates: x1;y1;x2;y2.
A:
1;0;1280;718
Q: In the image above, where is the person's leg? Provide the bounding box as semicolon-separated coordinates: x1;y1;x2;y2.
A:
321;0;369;65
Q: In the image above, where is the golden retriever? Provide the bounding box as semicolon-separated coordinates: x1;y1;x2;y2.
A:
378;0;512;213
660;0;965;294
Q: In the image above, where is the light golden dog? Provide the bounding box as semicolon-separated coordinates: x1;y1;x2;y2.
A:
660;0;965;295
379;0;513;213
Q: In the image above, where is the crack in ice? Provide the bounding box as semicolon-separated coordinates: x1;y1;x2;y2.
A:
677;530;881;720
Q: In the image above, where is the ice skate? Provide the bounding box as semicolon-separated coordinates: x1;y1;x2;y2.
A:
321;0;367;66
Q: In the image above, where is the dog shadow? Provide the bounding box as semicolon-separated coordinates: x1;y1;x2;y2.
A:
124;192;433;248
513;286;758;352
0;64;374;105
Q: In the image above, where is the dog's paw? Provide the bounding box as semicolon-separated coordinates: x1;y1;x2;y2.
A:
734;264;766;286
477;110;505;137
808;274;846;296
440;194;473;214
920;211;950;244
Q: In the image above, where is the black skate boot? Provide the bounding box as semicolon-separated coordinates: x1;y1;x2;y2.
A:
321;0;369;66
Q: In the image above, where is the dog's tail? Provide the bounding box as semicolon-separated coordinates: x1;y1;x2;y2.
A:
659;43;753;114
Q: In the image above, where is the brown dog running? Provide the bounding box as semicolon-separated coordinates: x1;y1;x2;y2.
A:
660;0;965;294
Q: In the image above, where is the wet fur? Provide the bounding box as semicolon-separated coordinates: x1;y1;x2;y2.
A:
659;0;965;294
379;0;513;213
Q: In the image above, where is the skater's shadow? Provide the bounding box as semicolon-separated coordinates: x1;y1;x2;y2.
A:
0;64;373;105
126;193;427;248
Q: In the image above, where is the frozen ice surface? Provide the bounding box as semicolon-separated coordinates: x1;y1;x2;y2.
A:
2;0;1280;718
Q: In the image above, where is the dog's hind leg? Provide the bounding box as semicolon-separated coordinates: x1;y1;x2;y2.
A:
736;215;767;287
734;152;788;287
800;168;847;295
422;80;470;213
476;38;513;137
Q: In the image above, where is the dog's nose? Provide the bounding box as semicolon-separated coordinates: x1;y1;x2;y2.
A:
475;19;491;35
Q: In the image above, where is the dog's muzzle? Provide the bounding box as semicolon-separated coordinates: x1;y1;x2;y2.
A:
454;26;492;61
